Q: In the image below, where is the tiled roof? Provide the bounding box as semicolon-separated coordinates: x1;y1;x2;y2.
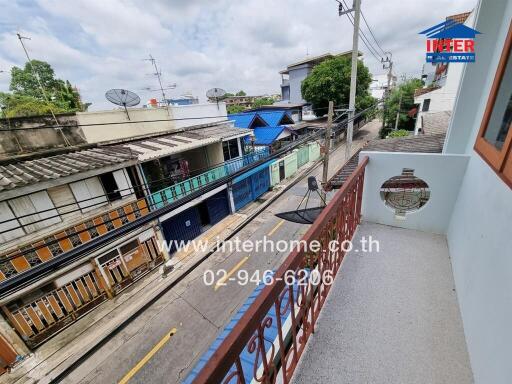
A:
115;124;251;161
421;111;452;135
253;126;286;145
258;111;294;127
414;86;441;98
326;133;446;190
0;147;137;191
447;12;471;24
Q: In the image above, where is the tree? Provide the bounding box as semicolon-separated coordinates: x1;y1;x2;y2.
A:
4;60;85;117
235;90;246;96
301;56;375;114
388;129;410;138
252;97;274;109
381;78;423;137
227;104;246;114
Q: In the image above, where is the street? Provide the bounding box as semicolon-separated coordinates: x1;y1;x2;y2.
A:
60;119;380;384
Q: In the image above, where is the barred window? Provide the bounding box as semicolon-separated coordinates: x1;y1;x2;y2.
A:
0;260;17;279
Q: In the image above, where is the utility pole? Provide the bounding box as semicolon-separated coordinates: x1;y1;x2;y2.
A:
16;33;70;146
381;52;393;133
394;91;402;130
342;0;361;161
321;101;334;200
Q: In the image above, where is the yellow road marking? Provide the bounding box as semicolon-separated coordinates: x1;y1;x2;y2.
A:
214;256;249;291
267;219;285;237
118;327;177;384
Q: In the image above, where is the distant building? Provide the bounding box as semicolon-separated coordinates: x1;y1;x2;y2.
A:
370;73;396;101
221;94;281;110
167;94;199;106
279;51;361;104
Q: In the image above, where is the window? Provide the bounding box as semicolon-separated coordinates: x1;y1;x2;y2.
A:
70;177;108;212
475;22;512;187
222;138;240;161
99;173;122;202
422;99;431;112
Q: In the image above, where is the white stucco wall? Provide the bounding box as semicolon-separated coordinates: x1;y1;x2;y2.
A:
170;102;227;129
360;151;469;234
445;1;512;383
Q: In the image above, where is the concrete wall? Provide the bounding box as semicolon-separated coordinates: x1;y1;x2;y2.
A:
77;107;174;144
206;142;224;167
170;102;227;130
444;1;512;383
0;114;86;159
288;66;310;104
360;151;469;235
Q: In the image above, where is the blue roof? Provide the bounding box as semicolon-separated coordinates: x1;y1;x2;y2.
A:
253;126;286;145
228;112;267;129
258;110;294;126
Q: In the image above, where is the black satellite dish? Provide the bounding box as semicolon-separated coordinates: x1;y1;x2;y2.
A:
206;87;226;109
275;177;327;224
105;89;141;120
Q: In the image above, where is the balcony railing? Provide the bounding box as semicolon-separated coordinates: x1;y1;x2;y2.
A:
150;147;270;209
192;156;368;384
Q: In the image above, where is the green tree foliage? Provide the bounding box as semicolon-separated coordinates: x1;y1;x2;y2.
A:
235;90;246;96
301;56;376;114
381;78;423;137
1;60;85;118
227;104;246;114
388;129;410;138
252;97;274;109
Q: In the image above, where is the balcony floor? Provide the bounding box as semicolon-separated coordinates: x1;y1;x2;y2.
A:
292;222;473;384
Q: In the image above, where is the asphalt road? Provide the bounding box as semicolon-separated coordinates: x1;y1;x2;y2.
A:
61;120;380;384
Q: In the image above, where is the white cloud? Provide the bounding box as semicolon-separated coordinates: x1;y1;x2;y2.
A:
0;0;478;109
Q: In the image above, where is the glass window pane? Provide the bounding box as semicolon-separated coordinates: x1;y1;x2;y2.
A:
484;49;512;150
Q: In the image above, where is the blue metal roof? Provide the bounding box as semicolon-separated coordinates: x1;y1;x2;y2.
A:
228;113;267;129
258;110;294;126
253;126;286;145
183;272;303;384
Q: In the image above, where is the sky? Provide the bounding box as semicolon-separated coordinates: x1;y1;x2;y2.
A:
0;0;477;110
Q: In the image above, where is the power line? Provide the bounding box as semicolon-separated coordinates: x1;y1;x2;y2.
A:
0;104;379;264
338;0;385;63
360;11;387;57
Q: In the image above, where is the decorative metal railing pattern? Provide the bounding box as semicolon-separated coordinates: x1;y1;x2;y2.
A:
150;148;270;209
0;199;150;282
192;156;368;384
5;269;107;348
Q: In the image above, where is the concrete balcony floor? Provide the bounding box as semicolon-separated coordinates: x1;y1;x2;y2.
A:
292;222;473;384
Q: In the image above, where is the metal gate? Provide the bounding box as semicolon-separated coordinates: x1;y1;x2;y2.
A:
232;178;253;211
250;168;270;200
161;207;202;253
205;191;230;225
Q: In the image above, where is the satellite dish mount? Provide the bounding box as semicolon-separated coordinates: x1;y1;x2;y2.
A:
105;89;141;120
206;87;227;109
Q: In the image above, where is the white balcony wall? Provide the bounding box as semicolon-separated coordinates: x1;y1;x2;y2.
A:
360;151;469;234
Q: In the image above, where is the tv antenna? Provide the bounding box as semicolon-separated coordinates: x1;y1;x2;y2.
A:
105;89;140;120
140;83;176;93
206;87;226;109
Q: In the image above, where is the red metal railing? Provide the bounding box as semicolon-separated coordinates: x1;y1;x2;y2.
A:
192;156;369;384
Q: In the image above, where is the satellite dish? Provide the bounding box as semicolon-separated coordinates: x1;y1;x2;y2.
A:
105;89;140;120
206;88;226;109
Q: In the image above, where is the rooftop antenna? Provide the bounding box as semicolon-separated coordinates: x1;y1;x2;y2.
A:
206;87;226;109
16;32;71;146
105;89;140;120
143;54;172;117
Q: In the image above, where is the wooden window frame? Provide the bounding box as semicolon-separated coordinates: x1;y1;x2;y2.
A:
474;21;512;187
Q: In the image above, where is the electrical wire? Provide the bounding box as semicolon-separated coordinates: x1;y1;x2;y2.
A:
0;104;379;263
360;10;387;57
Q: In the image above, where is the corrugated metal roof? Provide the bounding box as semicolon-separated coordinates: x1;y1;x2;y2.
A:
258;111;294;126
228;113;267;129
253;126;286;145
113;124;251;161
0;147;137;191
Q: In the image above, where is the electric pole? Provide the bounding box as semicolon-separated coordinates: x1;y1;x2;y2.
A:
16;33;70;146
341;0;361;161
381;52;393;133
394;91;402;130
321;101;334;200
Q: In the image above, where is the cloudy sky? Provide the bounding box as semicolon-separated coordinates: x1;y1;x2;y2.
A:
0;0;477;110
